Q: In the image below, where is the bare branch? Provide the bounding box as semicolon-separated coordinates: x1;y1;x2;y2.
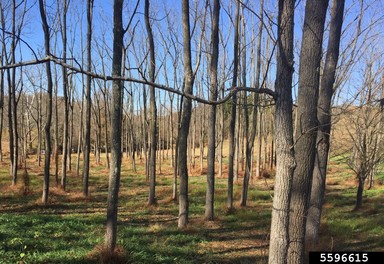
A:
0;55;277;105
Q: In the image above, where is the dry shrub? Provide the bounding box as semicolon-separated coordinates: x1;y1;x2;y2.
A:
87;244;129;264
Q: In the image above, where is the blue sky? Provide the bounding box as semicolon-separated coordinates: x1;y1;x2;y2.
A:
2;0;384;105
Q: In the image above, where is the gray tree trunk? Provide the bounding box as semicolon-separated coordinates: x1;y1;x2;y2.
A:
145;0;157;206
240;0;264;206
83;0;93;197
178;0;195;228
39;0;53;204
306;0;345;247
288;1;329;263
105;0;124;252
227;0;239;212
9;0;18;186
60;0;69;190
268;0;295;263
205;0;220;221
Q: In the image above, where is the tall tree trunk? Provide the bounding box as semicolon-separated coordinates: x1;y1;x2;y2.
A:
268;0;295;263
178;0;195;228
105;0;124;252
288;1;329;263
103;84;110;169
240;0;264;206
39;0;53;205
83;0;94;197
145;0;157;206
68;82;74;171
227;0;240;212
173;96;183;201
53;53;59;186
10;0;18;186
239;14;249;207
306;0;345;247
142;86;149;180
205;0;220;221
76;82;85;177
37;88;42;166
61;3;70;187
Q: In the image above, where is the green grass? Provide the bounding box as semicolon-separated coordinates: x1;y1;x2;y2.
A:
0;155;383;263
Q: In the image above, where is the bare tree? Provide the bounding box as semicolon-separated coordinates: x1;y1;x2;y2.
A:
205;0;220;220
145;0;158;206
178;0;196;228
39;0;54;204
288;1;329;263
345;54;384;210
83;0;94;197
105;0;124;252
240;0;264;207
306;0;345;246
268;0;295;262
59;0;70;191
227;0;240;212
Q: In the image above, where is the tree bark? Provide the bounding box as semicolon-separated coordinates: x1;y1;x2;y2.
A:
178;0;195;228
288;1;329;263
60;0;69;189
83;0;94;197
355;176;365;210
239;11;250;207
205;0;220;221
145;0;157;206
227;0;239;212
39;0;53;205
306;0;345;247
268;0;295;263
240;0;264;206
105;0;124;252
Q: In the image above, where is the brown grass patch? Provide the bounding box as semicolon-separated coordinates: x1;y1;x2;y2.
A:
87;244;128;264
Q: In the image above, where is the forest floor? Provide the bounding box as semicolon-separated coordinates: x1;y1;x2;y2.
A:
0;153;384;263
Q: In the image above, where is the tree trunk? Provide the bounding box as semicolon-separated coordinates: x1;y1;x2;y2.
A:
240;24;249;207
240;0;264;206
145;0;157;206
173;96;183;201
103;82;110;169
8;0;18;186
178;0;195;228
227;0;240;212
306;0;345;247
53;63;59;186
288;1;329;263
83;0;93;197
60;0;69;190
205;0;220;221
268;0;295;263
76;81;85;177
37;89;42;167
355;176;365;210
105;0;124;252
39;0;53;205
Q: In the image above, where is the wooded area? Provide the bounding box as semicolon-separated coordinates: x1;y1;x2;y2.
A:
0;0;384;263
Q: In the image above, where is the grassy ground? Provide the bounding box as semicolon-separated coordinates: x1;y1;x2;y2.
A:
0;153;383;264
